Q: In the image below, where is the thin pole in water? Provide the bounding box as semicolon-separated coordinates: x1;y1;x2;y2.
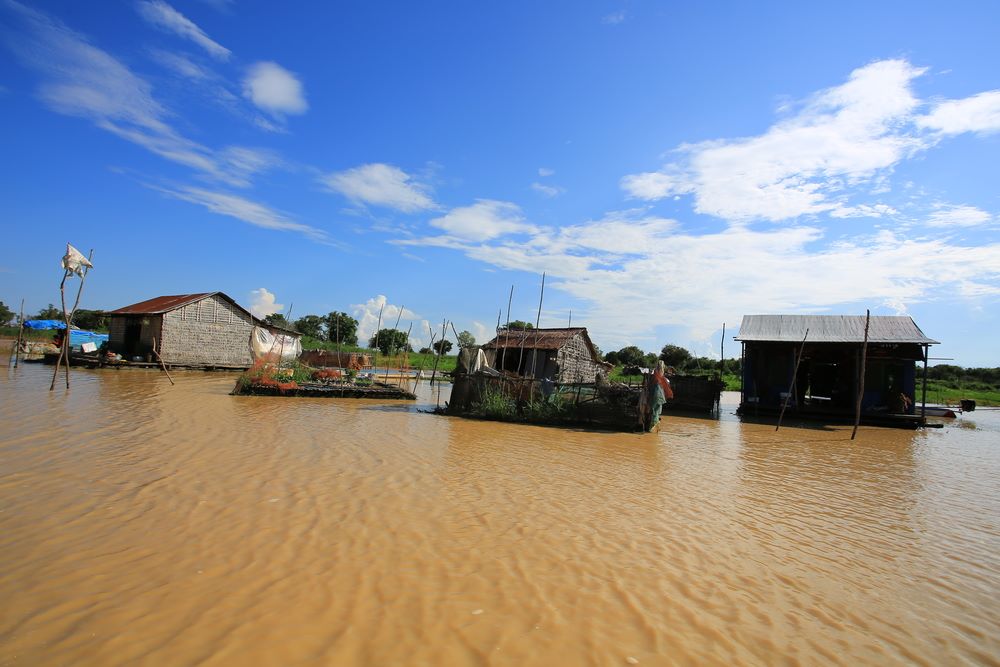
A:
776;328;808;432
10;298;24;368
851;310;871;440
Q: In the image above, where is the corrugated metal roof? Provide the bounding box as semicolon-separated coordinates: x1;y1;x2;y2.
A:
483;327;588;351
108;293;216;315
735;315;938;344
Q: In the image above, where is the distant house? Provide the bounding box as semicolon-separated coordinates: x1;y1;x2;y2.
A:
481;327;611;383
735;314;938;425
107;292;300;369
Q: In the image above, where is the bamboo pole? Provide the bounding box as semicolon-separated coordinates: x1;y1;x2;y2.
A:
499;285;513;373
372;301;384;376
776;328;808;431
431;318;447;385
151;336;175;385
10;299;24;368
851;310;871;440
720;323;726;378
385;305;404;382
50;248;93;391
920;344;929;421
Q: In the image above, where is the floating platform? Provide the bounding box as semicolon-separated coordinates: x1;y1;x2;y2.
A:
232;380;416;400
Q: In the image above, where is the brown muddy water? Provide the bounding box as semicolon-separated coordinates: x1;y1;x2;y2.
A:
1;364;998;666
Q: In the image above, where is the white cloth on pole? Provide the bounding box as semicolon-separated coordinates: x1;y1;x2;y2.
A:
61;244;93;276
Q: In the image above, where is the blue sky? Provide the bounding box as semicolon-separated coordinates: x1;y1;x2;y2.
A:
2;1;999;366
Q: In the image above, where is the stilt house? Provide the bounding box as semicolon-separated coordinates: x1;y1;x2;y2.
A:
735;314;938;426
481;327;611;383
107;292;300;369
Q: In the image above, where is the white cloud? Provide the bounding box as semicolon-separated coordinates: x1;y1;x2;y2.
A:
531;182;565;197
350;295;420;344
538;167;555;177
918;90;1000;135
136;0;230;61
395;203;1000;349
249;288;283;318
242;61;308;116
925;204;993;228
622;59;929;222
2;3;277;188
322;163;435;212
148;48;212;80
158;186;329;241
428;200;537;242
602;11;626;25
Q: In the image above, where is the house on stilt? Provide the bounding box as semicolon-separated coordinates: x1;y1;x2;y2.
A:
107;292;300;369
735;314;938;428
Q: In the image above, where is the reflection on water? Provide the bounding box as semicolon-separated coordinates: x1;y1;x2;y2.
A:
2;365;999;665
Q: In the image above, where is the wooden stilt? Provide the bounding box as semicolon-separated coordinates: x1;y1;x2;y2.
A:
10;299;24;368
851;310;871;440
152;337;175;385
776;328;809;431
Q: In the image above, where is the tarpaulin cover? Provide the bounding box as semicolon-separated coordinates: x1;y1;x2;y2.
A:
23;319;67;329
69;330;109;347
250;327;302;361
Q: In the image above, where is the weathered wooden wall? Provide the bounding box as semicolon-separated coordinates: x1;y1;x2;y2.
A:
556;333;606;383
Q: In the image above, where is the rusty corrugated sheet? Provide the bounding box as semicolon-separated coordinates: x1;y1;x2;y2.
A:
107;293;216;315
735;315;938;344
482;327;586;350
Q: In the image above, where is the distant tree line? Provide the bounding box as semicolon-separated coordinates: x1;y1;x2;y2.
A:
603;342;740;375
261;310;475;356
927;364;1000;391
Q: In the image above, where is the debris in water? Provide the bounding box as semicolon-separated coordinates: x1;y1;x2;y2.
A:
471;609;483;615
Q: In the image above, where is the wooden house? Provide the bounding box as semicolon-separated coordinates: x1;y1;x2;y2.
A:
107;292;300;369
735;314;938;426
481;327;611;383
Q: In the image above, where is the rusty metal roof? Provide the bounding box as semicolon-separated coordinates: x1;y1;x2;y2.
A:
106;292;300;337
108;293;218;315
482;327;608;366
735;315;938;344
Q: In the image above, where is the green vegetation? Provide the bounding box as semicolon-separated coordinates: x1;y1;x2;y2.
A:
0;301;14;326
471;388;517;419
924;365;1000;406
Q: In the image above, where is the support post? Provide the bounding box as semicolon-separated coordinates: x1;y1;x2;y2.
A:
776;328;808;431
851;310;871;440
10;299;24;368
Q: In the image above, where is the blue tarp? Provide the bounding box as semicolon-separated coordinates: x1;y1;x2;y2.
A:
69;330;109;347
23;319;67;329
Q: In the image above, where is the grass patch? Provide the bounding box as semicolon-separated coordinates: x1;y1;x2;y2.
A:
923;381;1000;407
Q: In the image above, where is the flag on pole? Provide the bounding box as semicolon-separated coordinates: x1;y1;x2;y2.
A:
61;244;93;277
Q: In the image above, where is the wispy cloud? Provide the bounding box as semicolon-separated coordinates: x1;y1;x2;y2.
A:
242;61;308;116
2;2;280;187
136;0;230;61
602;11;626;25
622;59;931;222
427;200;537;242
538;167;555;177
918;90;1000;135
249;287;284;318
531;182;565;198
322;163;436;212
925;204;993;228
158;185;329;242
148;48;213;80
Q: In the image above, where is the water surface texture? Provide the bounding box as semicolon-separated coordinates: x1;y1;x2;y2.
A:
2;365;998;665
